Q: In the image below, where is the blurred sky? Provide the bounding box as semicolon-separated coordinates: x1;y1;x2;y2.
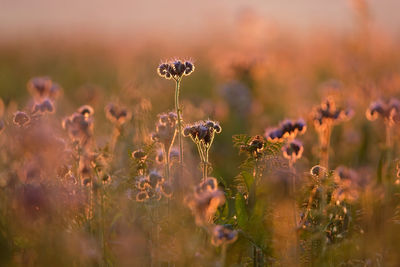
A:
1;0;400;40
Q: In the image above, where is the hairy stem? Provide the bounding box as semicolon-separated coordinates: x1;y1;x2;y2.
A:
175;79;183;166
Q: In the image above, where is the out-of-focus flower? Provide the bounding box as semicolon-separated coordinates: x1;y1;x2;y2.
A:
282;140;303;162
13;111;30;127
187;177;225;225
211;225;238;246
27;76;61;100
105;103;132;125
313;97;353;131
265;118;306;142
32;98;55;114
366;98;400;125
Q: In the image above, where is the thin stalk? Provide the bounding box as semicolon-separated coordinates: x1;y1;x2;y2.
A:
109;125;121;154
289;160;299;266
174;79;183;165
219;244;227;267
319;124;332;169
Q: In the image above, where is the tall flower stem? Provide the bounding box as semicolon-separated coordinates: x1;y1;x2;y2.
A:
174;79;183;166
289;160;299;266
319;124;332;169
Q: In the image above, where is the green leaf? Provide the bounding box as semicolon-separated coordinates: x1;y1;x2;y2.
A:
235;192;248;228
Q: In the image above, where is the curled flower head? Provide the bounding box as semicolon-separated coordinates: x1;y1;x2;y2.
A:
239;135;265;158
151;112;178;148
136;191;149;202
183;120;222;146
265;118;306;142
310;165;327;178
211;225;238;247
187;179;225;226
78;105;94;118
366;98;400;125
313;97;353;131
132;149;147;161
13;111;30;127
32;98;55;114
157;60;195;80
282;140;303;162
105;103;132;125
136;176;151;190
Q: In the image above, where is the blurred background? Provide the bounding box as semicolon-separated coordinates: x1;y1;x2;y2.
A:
1;1;400;266
1;0;400;179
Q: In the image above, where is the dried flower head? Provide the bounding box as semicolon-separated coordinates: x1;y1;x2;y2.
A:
366;98;400;125
13;111;30;127
313;97;353;131
282;140;303;162
157;60;195;80
105;103;132;125
265;118;306;142
211;225;238;246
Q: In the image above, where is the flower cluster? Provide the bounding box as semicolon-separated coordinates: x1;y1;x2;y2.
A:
211;225;238;247
366;98;400;125
135;171;172;202
313;97;353;130
151;112;178;149
62;105;94;146
186;177;225;226
105;103;132;125
265;118;306;143
157;60;195;80
265;118;306;163
183;120;222;147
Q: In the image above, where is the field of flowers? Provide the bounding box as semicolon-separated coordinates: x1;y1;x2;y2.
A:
1;2;400;266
